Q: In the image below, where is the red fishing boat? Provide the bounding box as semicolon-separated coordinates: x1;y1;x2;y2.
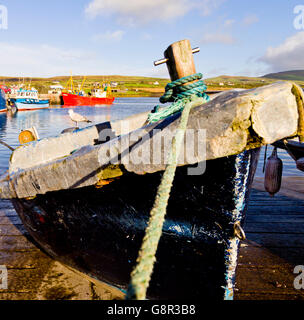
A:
61;75;115;106
61;90;115;106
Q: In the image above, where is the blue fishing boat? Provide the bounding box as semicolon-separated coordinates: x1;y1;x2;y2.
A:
10;88;49;111
0;88;6;113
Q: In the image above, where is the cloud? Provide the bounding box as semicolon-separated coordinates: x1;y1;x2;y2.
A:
198;0;227;16
259;32;304;72
0;42;103;77
85;0;226;25
91;30;125;42
242;14;259;26
0;41;166;78
224;19;235;27
201;32;236;45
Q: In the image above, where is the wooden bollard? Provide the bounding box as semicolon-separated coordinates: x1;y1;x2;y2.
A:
154;39;200;83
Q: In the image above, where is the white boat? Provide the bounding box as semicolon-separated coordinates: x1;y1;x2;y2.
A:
10;88;49;111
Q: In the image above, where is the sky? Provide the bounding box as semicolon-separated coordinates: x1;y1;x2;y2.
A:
0;0;304;79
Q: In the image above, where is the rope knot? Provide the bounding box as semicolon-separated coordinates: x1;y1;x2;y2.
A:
147;73;210;124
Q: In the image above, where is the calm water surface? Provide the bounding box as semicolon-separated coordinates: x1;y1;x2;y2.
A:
0;97;301;178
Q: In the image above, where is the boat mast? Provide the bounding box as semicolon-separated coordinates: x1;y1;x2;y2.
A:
79;76;87;93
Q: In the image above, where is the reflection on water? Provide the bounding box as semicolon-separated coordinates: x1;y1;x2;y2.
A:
0;97;302;178
0;98;157;175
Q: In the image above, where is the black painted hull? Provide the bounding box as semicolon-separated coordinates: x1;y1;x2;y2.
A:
12;148;260;300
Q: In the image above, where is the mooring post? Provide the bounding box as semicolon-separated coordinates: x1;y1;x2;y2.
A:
154;39;200;82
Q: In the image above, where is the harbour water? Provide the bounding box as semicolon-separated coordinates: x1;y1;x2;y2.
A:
0;97;301;178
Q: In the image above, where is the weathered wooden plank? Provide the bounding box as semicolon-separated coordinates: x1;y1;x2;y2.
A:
244;222;304;234
0;251;47;269
0;268;45;294
0;261;124;300
0;210;18;217
245;215;304;223
0;200;14;210
235;292;304;300
0;216;23;225
235;265;300;292
0;224;28;236
0;292;36;300
245;233;304;248
247;206;304;214
248;200;304;206
238;245;304;267
0;236;36;250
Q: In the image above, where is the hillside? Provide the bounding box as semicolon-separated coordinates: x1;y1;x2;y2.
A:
262;70;304;81
0;73;303;97
0;75;169;97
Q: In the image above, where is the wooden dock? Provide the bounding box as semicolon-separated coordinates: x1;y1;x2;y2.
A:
235;176;304;300
0;176;303;300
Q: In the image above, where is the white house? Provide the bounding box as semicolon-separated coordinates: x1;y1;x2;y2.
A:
49;85;64;94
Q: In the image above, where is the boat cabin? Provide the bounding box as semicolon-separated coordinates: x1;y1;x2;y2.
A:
16;89;39;100
91;88;107;98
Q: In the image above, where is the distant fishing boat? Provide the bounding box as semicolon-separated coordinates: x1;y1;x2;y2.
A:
10;88;49;111
61;90;115;106
61;75;115;106
0;84;11;94
0;88;6;113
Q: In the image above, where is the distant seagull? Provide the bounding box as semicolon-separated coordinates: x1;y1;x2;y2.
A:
68;109;92;127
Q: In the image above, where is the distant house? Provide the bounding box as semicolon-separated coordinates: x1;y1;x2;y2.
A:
153;81;159;85
111;82;118;87
219;82;224;86
49;85;63;94
50;85;63;89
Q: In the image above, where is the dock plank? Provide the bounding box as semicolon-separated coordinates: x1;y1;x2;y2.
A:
244;222;304;234
235;178;304;300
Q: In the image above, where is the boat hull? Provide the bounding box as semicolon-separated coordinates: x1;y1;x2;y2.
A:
61;93;115;106
0;89;6;112
12;148;260;300
12;99;50;111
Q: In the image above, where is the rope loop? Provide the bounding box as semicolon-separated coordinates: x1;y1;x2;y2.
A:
148;73;210;124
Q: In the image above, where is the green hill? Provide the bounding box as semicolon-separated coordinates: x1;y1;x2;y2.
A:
263;70;304;81
0;75;169;96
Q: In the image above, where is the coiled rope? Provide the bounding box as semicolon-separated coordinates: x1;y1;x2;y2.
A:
147;73;209;124
126;74;209;300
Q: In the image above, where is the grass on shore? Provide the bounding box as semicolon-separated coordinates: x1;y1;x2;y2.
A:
1;74;303;97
